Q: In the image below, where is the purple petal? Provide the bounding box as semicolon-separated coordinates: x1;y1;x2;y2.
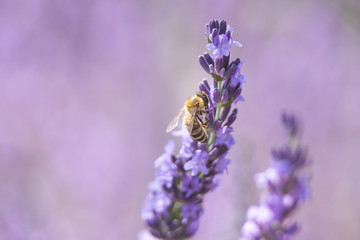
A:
233;41;243;47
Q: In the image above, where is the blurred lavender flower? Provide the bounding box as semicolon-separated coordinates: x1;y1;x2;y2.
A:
239;113;311;240
140;19;246;239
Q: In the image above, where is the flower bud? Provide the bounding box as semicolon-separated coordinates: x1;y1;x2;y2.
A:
203;79;211;90
222;54;230;69
232;87;242;101
215;56;223;73
219;20;227;34
223;64;237;80
199;83;210;96
209;64;215;74
213;119;222;131
211;28;218;42
218;68;225;78
221;105;231;121
221;89;229;103
199;55;210;74
209;147;219;159
203;53;214;65
224;108;237;127
211;88;221;103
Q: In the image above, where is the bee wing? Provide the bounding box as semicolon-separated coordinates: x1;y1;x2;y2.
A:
166;106;186;133
185;106;199;133
187;111;196;133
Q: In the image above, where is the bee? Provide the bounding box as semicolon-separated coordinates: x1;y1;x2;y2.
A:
166;91;211;143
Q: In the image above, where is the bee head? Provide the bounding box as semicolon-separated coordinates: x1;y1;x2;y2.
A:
197;91;209;109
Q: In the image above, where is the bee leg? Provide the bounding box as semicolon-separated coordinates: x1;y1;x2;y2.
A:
203;117;208;128
199;109;212;114
197;116;208;128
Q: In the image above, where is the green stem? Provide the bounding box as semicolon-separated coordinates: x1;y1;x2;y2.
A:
206;81;223;150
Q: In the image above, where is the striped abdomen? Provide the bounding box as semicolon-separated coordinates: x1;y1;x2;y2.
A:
186;119;208;143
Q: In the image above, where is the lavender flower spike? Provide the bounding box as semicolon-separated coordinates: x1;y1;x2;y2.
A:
141;19;247;239
239;113;311;240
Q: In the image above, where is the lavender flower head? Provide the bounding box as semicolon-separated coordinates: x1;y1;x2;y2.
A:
206;19;243;57
239;113;311;240
140;19;246;239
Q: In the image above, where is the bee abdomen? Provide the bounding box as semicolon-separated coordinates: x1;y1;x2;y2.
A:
190;122;208;143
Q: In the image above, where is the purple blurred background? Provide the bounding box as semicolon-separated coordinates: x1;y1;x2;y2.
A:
1;0;360;239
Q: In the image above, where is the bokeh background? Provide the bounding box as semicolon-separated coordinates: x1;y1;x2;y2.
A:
1;0;360;239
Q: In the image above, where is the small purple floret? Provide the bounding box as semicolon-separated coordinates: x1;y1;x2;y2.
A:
216;126;235;148
181;174;201;198
184;150;209;176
